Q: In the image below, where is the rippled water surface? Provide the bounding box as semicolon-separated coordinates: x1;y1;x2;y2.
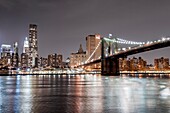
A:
0;75;170;113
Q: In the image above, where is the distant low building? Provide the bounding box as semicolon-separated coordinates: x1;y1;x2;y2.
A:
48;53;63;68
39;57;48;68
154;57;169;70
119;57;147;71
62;57;70;68
57;54;63;67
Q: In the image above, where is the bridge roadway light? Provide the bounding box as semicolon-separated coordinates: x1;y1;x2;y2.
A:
109;34;112;38
122;48;126;51
162;37;166;41
146;41;150;44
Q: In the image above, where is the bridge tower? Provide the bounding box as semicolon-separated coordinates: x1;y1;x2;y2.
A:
101;37;120;76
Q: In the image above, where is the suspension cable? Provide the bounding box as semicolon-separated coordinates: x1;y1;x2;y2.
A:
85;41;101;63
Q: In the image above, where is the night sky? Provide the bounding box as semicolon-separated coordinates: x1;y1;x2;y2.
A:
0;0;170;63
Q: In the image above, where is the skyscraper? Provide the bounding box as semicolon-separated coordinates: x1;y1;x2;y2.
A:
21;37;29;69
86;34;101;61
28;24;38;68
1;44;11;59
1;44;12;66
23;37;29;54
11;42;19;68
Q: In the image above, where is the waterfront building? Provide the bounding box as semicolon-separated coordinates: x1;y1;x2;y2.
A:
119;57;147;71
39;57;48;68
47;54;63;68
119;58;123;71
0;59;3;68
119;58;131;71
164;58;169;69
0;44;12;66
21;53;29;68
28;24;38;68
154;59;159;70
57;54;63;67
154;57;169;70
70;44;86;68
86;34;101;61
11;42;19;68
125;59;131;71
48;53;57;68
129;57;147;71
130;57;138;71
119;58;128;71
138;57;147;70
62;57;70;68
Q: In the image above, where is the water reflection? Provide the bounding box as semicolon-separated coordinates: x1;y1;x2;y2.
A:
0;75;170;113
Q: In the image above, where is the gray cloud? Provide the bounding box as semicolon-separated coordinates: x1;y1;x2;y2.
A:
0;0;16;9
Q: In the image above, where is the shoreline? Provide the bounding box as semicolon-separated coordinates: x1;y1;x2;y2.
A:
0;72;170;78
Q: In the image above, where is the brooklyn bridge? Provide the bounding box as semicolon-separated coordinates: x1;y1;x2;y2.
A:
76;36;170;75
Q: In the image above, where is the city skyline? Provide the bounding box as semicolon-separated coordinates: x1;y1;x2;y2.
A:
1;0;170;63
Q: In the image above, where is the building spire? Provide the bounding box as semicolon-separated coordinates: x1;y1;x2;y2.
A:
23;37;29;53
78;44;83;53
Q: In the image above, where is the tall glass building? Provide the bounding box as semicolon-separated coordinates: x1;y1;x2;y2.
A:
28;24;38;68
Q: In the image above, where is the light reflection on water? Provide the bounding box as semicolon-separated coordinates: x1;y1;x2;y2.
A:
0;75;170;113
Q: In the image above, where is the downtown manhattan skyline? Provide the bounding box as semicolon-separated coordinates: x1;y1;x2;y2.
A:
0;0;170;63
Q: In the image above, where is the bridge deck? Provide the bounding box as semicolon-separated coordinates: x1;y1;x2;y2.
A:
79;40;170;67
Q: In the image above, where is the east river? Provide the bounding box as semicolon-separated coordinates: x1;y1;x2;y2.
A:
0;74;170;113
